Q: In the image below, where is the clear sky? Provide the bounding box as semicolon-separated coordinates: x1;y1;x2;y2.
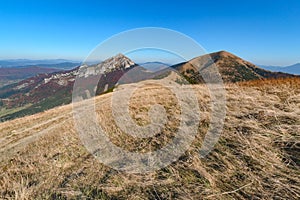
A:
0;0;299;65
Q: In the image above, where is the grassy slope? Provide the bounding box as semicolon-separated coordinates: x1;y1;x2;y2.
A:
0;78;299;199
0;89;72;122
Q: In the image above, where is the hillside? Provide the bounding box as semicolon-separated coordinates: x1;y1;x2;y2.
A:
0;68;77;122
0;66;61;88
173;51;298;83
0;54;137;122
0;77;299;199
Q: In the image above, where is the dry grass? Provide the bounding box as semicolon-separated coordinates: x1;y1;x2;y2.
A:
0;77;299;199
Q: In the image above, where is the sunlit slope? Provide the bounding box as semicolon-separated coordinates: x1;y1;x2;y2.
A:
0;78;299;199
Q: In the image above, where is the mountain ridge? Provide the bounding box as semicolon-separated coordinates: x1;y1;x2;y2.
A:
0;51;298;121
0;54;137;121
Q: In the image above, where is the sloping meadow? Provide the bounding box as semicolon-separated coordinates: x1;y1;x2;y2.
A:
0;78;299;199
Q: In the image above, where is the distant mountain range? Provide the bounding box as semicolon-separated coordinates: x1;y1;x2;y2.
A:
0;59;80;69
23;62;81;70
2;58;299;75
259;63;300;75
0;51;298;121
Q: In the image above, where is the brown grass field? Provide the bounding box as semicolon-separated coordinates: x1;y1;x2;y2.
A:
0;77;299;199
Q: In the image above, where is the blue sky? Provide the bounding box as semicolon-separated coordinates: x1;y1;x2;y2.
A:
0;0;299;65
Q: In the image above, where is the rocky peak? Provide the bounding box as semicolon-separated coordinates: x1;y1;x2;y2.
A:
99;53;136;73
78;54;136;77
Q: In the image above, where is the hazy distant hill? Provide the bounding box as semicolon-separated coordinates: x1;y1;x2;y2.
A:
0;59;79;69
23;62;81;70
259;63;300;75
138;61;170;72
